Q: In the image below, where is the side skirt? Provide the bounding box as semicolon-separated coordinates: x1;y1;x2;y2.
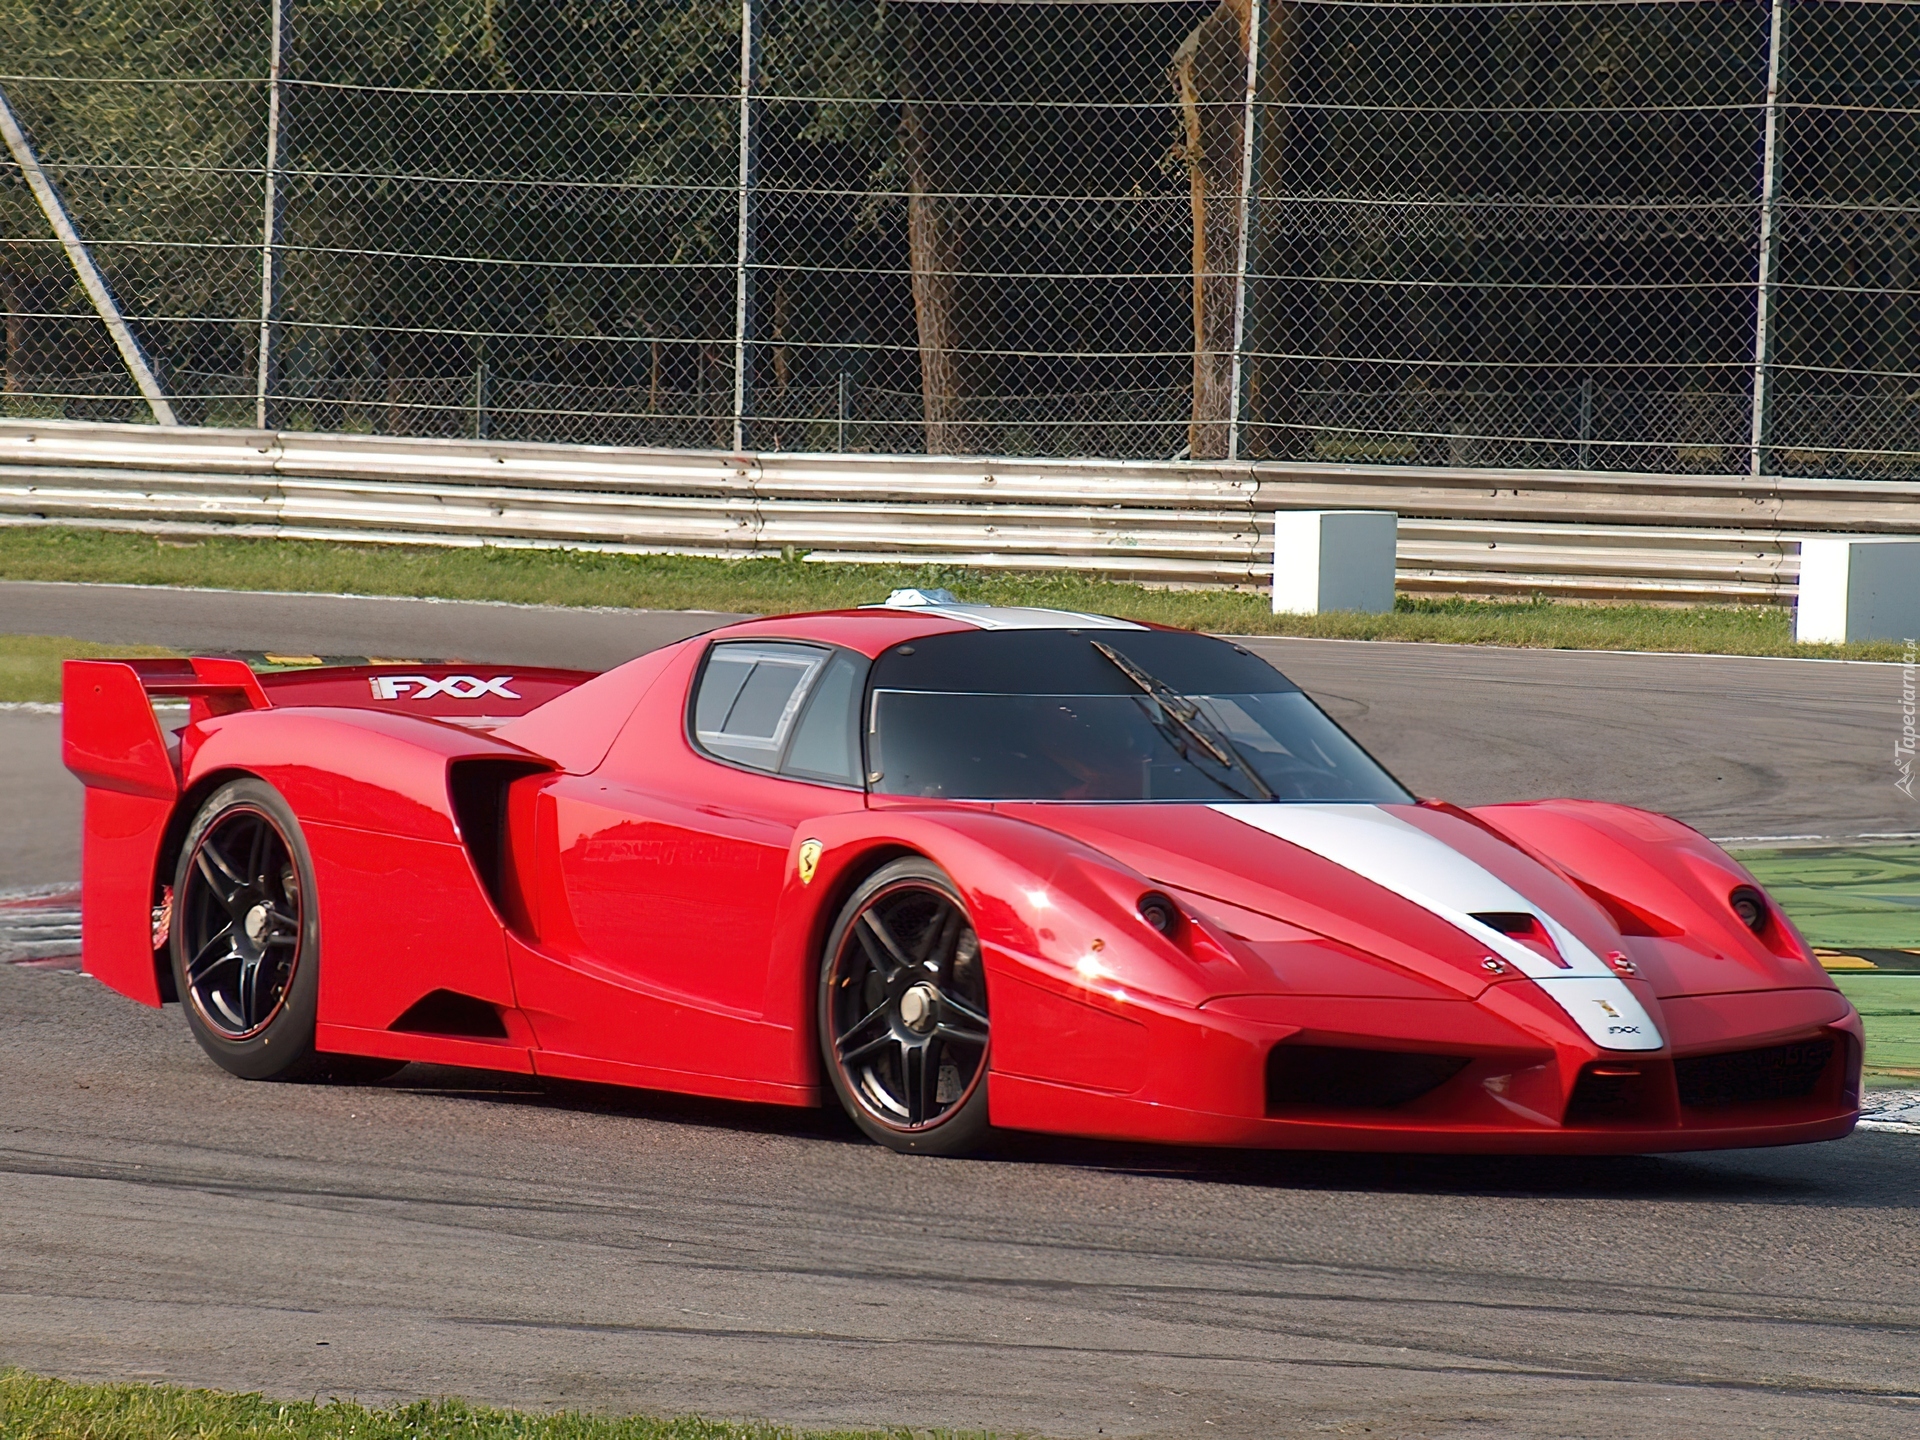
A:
314;1022;536;1075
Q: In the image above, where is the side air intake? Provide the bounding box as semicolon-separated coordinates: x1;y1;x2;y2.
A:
389;989;509;1040
448;758;549;919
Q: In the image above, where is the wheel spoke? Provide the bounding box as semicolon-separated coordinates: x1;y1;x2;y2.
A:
185;923;238;983
195;845;249;915
245;816;271;888
209;988;248;1031
900;1040;928;1125
198;836;247;888
939;988;989;1033
918;902;958;968
835;999;893;1063
933;1018;989;1049
856;910;913;978
842;1030;895;1067
236;953;263;1028
918;1036;946;1122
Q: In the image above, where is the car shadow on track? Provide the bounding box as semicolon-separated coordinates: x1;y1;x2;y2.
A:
362;1061;1907;1208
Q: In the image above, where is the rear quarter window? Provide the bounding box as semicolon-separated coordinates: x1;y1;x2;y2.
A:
690;640;867;785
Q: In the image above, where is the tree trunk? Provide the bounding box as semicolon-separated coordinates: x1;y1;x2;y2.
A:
1173;3;1251;460
901;7;994;458
903;97;971;455
1;264;33;397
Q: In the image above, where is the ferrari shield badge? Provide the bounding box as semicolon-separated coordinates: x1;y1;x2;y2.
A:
797;838;824;885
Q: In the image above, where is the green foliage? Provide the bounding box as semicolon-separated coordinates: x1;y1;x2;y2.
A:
1;2;269;396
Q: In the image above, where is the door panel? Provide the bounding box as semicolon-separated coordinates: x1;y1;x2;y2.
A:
555;781;789;1017
504;637;866;1085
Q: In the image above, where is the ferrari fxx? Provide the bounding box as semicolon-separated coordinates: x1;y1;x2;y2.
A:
62;595;1860;1155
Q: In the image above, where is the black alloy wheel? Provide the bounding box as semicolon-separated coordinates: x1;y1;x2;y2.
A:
179;802;302;1041
171;777;400;1083
819;857;992;1155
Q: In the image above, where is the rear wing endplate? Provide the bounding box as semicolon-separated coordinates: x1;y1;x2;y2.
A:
62;658;268;798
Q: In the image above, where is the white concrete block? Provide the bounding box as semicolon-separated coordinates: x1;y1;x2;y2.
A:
1272;509;1398;615
1795;537;1920;644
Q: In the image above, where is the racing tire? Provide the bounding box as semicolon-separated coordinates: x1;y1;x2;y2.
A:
818;857;992;1157
170;778;401;1084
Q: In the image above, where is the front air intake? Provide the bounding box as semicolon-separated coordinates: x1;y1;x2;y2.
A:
1266;1044;1469;1113
1564;1062;1664;1126
1676;1038;1834;1110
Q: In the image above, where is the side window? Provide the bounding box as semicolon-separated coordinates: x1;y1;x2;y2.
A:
781;650;866;786
692;642;828;771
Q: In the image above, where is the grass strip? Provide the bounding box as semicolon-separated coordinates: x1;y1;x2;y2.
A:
0;633;178;704
0;1370;975;1440
1;526;1904;661
1832;977;1920;1090
1735;848;1920;952
1733;847;1920;1089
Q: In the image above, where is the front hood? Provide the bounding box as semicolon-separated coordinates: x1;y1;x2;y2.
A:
995;801;1664;1052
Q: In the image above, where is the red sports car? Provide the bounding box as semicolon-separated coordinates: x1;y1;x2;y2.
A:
63;595;1861;1156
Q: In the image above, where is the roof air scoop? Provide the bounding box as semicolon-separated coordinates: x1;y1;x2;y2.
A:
882;587;959;607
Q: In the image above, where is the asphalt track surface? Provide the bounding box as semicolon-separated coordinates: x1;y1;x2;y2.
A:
3;579;1918;1437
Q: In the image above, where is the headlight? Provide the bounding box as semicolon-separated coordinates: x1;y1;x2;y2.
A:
1729;885;1770;935
1137;891;1181;936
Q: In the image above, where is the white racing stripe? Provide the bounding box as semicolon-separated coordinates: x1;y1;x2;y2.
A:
866;603;1146;631
1211;803;1664;1052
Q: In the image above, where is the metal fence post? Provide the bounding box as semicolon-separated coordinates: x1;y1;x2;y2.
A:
473;342;489;440
1225;0;1264;464
731;0;760;454
1578;375;1594;471
0;81;177;425
837;360;850;453
255;0;289;431
1748;0;1788;478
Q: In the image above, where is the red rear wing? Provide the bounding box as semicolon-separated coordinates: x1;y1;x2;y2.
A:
253;664;594;723
62;659;595;797
63;658;266;797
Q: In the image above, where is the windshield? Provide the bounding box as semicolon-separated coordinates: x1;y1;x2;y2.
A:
868;689;1411;803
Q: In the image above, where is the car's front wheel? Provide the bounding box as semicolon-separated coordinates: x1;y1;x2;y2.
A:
818;857;992;1156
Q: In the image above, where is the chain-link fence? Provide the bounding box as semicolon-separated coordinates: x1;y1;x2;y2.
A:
2;1;1918;478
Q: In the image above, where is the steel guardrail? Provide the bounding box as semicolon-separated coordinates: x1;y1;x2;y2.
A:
5;418;1919;602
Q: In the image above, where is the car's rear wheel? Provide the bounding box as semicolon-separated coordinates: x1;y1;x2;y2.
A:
819;858;992;1156
171;778;400;1083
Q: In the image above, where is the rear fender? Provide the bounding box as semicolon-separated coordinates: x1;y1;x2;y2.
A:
176;706;555;1032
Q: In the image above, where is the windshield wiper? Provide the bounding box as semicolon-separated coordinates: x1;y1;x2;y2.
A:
1091;641;1275;801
